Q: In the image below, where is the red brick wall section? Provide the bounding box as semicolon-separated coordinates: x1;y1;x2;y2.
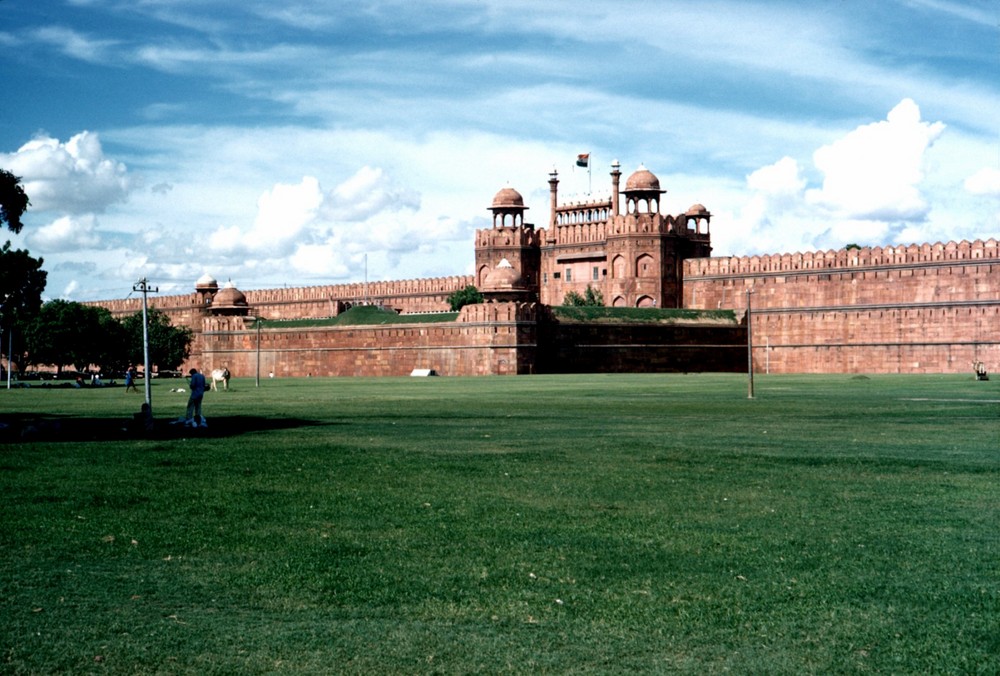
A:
684;239;1000;374
87;275;474;320
196;302;539;378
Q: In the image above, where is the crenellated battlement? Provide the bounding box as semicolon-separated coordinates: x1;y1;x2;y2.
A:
476;227;540;249
684;239;1000;278
86;292;195;317
245;275;474;307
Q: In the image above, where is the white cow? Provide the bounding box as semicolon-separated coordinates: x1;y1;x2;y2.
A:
210;367;231;391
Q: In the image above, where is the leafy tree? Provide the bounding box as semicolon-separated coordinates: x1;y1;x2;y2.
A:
121;308;192;372
23;300;119;373
0;241;47;369
447;285;484;311
563;285;604;306
96;310;129;374
0;169;31;234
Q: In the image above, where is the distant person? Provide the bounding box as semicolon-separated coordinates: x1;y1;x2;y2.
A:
185;368;208;428
125;366;138;393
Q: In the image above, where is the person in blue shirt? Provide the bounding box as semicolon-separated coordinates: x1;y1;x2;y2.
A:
125;365;138;393
185;368;208;428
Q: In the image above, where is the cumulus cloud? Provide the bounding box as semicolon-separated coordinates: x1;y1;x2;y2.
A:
28;214;102;252
805;99;944;221
746;156;805;196
729;99;949;254
1;131;133;214
964;167;1000;196
325;166;421;222
207;166;438;278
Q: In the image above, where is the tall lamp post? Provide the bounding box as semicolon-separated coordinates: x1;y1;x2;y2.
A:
746;287;755;399
248;315;263;388
134;278;158;413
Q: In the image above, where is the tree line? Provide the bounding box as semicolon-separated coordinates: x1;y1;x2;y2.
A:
1;169;191;378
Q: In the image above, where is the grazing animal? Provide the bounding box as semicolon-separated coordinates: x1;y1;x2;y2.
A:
210;367;231;391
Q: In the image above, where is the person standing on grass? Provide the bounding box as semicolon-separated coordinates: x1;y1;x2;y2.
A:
185;368;208;428
125;365;138;393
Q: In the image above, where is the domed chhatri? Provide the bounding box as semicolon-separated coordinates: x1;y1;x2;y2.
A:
195;273;218;290
491;186;526;209
482;258;531;302
622;164;665;214
624;164;663;193
483;258;524;290
210;281;249;315
489;184;529;228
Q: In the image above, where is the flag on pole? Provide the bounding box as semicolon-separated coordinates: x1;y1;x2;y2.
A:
576;153;590;168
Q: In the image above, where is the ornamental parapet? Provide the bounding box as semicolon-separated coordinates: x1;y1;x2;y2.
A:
684;239;999;277
457;302;540;324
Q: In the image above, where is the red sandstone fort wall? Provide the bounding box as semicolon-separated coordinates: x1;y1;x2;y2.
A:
684;239;1000;374
90;275;475;320
197;302;538;378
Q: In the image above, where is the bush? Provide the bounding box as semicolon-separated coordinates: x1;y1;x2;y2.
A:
563;285;604;306
447;285;484;311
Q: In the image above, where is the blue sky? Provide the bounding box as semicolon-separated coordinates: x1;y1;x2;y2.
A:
1;0;997;301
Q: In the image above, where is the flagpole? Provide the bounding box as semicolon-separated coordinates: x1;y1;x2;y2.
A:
588;154;592;195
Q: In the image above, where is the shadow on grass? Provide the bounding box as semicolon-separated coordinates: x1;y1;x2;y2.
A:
0;414;326;443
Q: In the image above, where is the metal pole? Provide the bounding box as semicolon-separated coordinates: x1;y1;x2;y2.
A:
7;328;12;390
746;288;754;399
134;278;158;414
255;317;261;388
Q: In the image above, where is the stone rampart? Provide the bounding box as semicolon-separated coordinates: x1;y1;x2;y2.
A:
683;239;1000;373
685;239;998;277
198;302;538;378
90;275;474;321
194;303;744;377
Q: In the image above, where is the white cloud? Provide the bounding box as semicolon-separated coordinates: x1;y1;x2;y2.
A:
726;99;955;254
248;176;325;251
746;157;805;196
327;166;420;222
805;99;944;221
207;167;429;272
289;243;350;277
28;214;101;252
1;131;133;214
964;167;1000;196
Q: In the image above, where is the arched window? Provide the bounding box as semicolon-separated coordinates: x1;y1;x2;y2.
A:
612;255;627;279
636;253;655;277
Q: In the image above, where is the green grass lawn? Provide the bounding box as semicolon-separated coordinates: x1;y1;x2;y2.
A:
2;374;998;674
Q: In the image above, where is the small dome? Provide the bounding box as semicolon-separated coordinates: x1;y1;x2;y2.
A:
212;282;248;309
686;203;711;218
195;273;218;290
483;258;524;290
491;186;526;209
624;165;663;192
